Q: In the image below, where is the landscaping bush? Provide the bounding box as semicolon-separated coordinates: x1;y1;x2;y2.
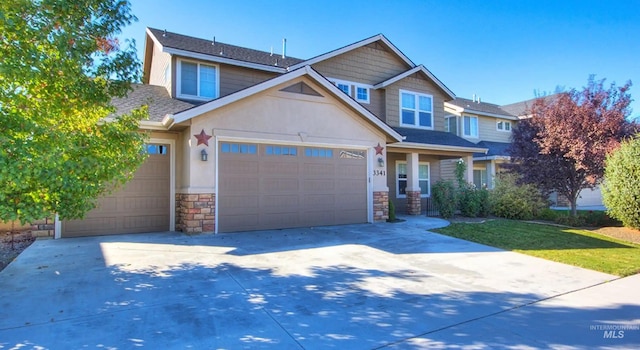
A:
536;207;561;221
602;136;640;230
490;173;548;220
388;199;396;222
457;184;490;218
554;215;587;227
432;180;456;218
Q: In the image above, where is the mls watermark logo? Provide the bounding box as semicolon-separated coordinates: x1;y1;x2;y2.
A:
590;324;639;339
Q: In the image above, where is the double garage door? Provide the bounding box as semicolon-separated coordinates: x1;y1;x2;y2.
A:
62;144;171;238
218;142;368;232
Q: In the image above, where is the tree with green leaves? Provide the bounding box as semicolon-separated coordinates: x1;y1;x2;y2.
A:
602;136;640;229
0;0;148;224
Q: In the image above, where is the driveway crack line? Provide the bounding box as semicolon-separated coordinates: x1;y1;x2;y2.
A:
225;269;306;349
374;277;625;349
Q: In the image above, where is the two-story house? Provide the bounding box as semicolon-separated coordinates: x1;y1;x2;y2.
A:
60;28;489;238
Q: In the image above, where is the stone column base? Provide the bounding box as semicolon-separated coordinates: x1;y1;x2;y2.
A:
176;193;215;233
373;191;389;222
406;191;421;215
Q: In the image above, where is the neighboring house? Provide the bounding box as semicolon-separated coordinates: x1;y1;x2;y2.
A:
59;28;491;238
443;97;518;188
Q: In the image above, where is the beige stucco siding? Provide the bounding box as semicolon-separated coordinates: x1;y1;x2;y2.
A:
219;64;278;98
148;43;172;94
312;44;410;85
180;76;390;194
385;75;449;129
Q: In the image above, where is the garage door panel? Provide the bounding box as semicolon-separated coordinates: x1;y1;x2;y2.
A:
223;159;259;175
63;145;170;237
219;143;367;232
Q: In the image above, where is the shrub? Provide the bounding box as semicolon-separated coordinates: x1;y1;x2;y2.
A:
554;215;587;227
432;180;456;218
388;200;396;222
602;136;640;230
457;184;490;218
490;173;548;220
536;207;561;221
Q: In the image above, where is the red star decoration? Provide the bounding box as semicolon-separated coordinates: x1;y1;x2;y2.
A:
194;129;212;147
374;142;384;155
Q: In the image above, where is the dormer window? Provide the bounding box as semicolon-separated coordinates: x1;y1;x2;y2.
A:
355;85;370;103
177;59;219;100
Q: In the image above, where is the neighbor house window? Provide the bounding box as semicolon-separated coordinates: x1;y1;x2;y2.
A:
396;161;430;198
177;59;218;100
355;85;370;103
445;116;458;135
400;90;433;128
473;169;488;189
463;115;479;138
497;120;512;132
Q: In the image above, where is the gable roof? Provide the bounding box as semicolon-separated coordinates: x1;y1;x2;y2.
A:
445;97;516;120
112;84;194;122
390;127;488;153
289;34;415;71
146;27;304;73
373;65;456;100
500;94;560;117
171;65;403;142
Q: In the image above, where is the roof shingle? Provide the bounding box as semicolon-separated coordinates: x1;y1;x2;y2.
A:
148;28;304;68
448;97;514;117
392;127;485;149
112;84;195;121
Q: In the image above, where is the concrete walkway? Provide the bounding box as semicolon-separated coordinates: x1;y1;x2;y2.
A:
0;216;638;349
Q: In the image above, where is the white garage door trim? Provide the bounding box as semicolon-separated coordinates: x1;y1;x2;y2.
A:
55;137;175;238
214;136;372;233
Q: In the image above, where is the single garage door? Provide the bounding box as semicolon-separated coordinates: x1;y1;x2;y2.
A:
219;142;367;232
62;144;170;237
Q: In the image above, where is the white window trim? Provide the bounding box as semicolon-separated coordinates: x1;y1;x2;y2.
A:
399;89;434;130
176;58;220;101
396;160;430;198
354;84;370;104
497;120;512;132
462;114;479;138
329;78;352;96
445;115;458;135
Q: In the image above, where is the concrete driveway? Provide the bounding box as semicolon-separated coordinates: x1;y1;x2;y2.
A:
0;216;638;349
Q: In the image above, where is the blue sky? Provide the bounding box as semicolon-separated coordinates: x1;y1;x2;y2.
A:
118;0;640;118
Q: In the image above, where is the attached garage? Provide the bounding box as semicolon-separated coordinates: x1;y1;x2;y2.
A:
62;144;171;237
218;142;368;232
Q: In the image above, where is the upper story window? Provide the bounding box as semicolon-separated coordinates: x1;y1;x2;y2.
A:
330;78;351;96
400;90;433;129
177;59;219;101
497;120;512;132
463;115;479;138
355;85;370;103
445;116;458;135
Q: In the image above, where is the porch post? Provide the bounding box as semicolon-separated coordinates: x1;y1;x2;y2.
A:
486;161;496;189
406;153;421;215
464;155;474;185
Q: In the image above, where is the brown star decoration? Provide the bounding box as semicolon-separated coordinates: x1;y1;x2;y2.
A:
374;142;384;155
194;129;212;147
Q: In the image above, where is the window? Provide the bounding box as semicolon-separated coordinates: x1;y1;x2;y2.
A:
463;115;479;138
266;145;297;156
177;60;218;100
146;144;167;155
355;86;369;103
396;161;430;198
473;169;488;189
221;143;257;154
305;148;333;158
445;116;458;135
400;90;433;128
497;120;512;132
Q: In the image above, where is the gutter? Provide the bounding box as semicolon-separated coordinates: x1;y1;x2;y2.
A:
388;141;488;154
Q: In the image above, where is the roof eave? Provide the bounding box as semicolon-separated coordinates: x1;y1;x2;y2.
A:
388;141;488;154
473;155;511;161
443;102;518;120
164;47;288;73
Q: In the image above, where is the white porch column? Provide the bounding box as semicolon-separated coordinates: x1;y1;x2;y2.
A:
464;155;474;185
406;153;421;215
486;161;496;189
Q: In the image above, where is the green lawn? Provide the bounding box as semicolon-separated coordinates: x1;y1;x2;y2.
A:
433;219;640;277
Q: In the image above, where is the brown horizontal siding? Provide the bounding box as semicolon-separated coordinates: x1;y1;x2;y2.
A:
312;44;410;85
477;116;513;143
385;75;449;129
220;64;278;97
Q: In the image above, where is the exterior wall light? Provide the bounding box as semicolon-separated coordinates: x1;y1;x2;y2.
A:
201;149;208;161
378;157;384;167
